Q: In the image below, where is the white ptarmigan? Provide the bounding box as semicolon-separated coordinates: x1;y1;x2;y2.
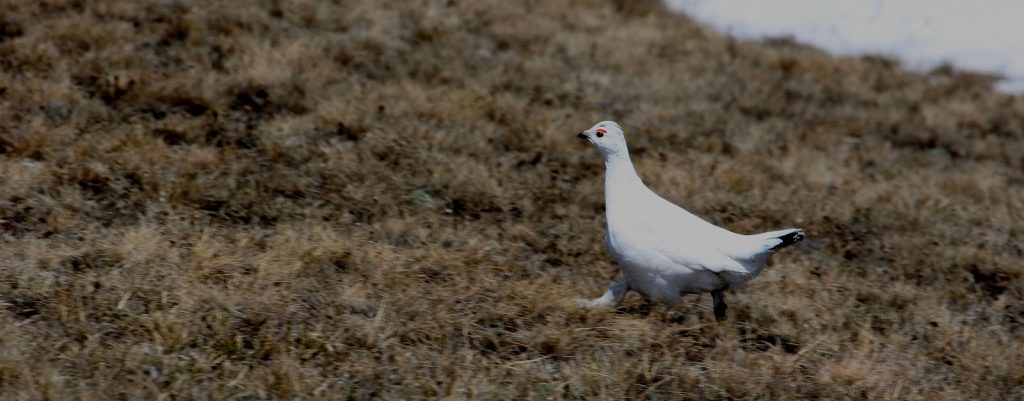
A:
577;121;804;321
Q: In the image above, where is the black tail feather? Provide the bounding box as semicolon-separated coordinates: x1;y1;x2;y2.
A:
770;229;805;252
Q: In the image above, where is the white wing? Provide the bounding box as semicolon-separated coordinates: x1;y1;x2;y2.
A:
624;190;755;274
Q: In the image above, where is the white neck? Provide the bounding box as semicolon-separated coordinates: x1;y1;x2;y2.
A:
602;150;646;211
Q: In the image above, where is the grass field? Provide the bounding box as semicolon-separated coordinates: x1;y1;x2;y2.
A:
1;0;1023;399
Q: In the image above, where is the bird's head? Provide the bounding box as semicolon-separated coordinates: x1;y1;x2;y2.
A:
577;120;628;157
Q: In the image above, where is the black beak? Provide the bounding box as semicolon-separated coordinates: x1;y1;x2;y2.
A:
577;131;588;139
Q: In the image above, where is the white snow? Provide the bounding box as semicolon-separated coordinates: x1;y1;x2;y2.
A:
665;0;1024;94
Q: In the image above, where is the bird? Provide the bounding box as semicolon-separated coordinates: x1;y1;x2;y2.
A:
576;121;804;321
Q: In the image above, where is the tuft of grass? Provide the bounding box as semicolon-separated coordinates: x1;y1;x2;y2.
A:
1;0;1022;399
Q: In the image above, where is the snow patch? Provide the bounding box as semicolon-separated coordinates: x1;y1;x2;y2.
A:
666;0;1024;93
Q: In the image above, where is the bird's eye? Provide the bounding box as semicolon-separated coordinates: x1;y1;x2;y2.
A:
596;132;604;138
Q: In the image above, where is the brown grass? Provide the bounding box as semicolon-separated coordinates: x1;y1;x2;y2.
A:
1;0;1023;399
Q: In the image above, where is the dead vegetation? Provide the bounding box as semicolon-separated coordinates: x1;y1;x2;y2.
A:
0;0;1022;399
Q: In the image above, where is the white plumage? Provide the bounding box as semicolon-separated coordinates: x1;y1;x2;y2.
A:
577;121;804;320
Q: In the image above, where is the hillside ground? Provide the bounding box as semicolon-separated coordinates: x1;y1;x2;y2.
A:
1;0;1022;399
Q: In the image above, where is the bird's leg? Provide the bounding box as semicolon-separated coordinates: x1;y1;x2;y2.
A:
583;276;629;308
711;289;728;321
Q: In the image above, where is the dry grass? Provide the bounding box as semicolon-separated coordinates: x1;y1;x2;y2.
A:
1;0;1023;399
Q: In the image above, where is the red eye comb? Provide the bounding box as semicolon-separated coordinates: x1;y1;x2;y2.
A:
596;128;607;134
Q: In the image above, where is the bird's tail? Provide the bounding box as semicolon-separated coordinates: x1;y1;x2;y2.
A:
755;228;805;252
